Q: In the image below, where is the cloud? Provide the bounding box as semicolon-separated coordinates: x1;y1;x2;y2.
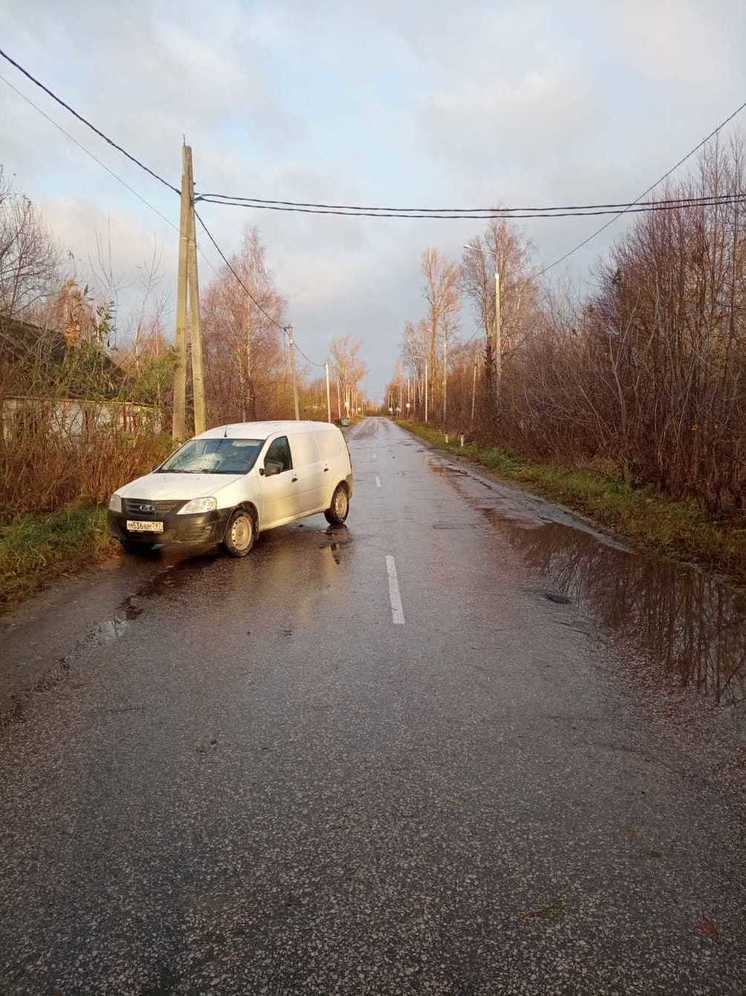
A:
2;0;746;394
607;0;740;84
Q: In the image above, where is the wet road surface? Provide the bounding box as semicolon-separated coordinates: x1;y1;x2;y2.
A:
1;417;745;994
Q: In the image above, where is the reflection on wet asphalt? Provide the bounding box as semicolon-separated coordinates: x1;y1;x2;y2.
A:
429;454;746;709
1;417;745;995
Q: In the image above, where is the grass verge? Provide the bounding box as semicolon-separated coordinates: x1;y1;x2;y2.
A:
0;504;116;612
398;420;746;585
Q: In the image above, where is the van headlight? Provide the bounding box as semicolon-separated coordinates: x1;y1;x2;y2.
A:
178;497;217;515
108;493;122;513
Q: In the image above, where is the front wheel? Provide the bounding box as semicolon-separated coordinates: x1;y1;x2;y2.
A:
222;508;255;557
324;484;349;525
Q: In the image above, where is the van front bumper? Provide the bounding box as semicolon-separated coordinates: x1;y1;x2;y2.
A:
108;509;230;548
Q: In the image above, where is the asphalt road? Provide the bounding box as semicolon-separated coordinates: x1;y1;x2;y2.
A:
1;417;745;995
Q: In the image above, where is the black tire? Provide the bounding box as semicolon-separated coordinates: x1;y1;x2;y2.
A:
222;508;255;557
324;484;349;525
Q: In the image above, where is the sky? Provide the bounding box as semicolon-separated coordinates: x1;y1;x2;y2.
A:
2;0;746;396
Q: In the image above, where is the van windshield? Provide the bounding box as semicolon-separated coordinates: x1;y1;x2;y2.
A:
157;438;264;475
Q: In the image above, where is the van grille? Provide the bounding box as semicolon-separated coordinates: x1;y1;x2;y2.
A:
122;498;186;518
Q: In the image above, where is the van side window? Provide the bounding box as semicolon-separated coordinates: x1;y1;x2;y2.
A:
265;435;292;472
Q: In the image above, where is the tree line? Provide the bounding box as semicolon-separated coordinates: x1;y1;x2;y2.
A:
387;140;746;513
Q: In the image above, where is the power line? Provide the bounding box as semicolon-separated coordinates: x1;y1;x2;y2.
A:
0;71;179;233
535;98;746;277
194;210;325;367
193;208;287;332
197;192;746;221
196;190;745;215
293;339;325;368
0;46;180;195
0;71;221;277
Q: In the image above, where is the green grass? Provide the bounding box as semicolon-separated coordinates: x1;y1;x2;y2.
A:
0;504;116;610
398;420;746;584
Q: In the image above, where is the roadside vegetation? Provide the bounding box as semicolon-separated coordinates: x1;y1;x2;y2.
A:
0;505;113;608
386;140;746;581
399;420;746;584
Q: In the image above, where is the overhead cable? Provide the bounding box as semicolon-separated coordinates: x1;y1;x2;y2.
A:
535;98;746;276
0;46;180;194
196;192;746;221
196;191;745;215
193;209;288;332
0;72;221;276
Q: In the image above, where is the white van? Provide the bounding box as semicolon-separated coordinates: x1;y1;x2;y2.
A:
108;420;353;557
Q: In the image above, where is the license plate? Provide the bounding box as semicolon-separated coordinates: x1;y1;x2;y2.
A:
126;520;164;533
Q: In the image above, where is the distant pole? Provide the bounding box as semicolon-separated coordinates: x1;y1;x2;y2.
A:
171;144;190;439
286;326;300;420
494;270;502;407
442;327;448;425
424;359;429;423
336;377;342;420
185;147;206;434
470;355;477;426
325;361;332;422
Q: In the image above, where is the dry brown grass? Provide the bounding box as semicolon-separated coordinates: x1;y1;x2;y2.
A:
0;428;173;519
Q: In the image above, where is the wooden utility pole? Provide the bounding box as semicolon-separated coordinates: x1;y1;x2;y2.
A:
172;145;191;439
286;326;300;419
185;147;206;435
494;270;502;406
245;307;253;420
470;355;478;426
442;328;448;425
325;361;332;422
424;359;429;423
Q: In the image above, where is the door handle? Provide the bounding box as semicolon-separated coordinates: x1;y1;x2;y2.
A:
292;476;298;482
323;467;329;472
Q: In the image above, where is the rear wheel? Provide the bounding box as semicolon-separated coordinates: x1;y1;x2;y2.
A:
324;484;349;525
222;508;255;557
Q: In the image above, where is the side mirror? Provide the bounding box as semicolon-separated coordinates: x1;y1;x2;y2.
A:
263;459;283;477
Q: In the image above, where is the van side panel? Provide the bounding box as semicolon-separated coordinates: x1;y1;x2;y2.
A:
314;427;352;507
288;433;324;513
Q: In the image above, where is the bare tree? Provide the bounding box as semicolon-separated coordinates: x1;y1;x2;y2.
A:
0;169;59;324
201;227;288;424
421;248;460;422
330;335;367;418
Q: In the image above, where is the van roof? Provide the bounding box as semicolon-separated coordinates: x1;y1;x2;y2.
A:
197;420;340;440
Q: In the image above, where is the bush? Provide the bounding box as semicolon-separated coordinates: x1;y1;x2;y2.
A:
0;427;173;519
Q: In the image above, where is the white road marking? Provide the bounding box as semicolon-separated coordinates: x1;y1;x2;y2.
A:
375;475;381;488
385;555;405;625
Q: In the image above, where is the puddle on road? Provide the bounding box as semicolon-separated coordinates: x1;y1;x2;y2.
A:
431;457;746;708
318;526;353;565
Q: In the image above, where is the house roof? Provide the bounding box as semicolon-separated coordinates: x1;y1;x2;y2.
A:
0;314;124;399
